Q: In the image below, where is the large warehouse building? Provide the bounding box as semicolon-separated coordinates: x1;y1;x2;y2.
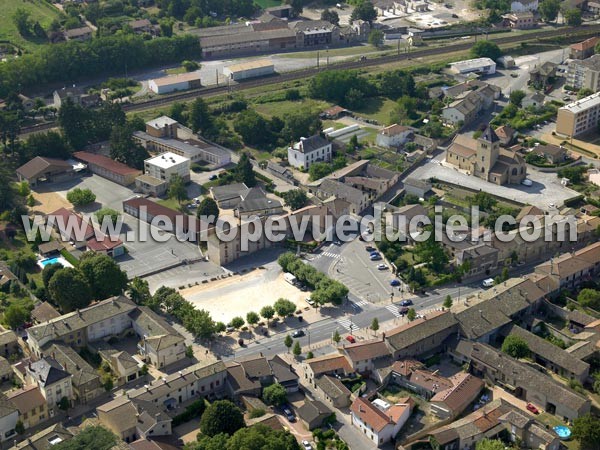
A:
223;59;276;81
148;72;202;94
449;57;496;75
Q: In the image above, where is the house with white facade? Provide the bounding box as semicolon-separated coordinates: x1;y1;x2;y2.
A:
0;395;18;444
287;135;332;170
135;152;191;196
511;0;538;12
350;397;413;447
26;358;74;415
375;124;414;148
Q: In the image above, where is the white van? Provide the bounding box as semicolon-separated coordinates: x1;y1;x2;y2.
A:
284;272;297;285
482;278;494;288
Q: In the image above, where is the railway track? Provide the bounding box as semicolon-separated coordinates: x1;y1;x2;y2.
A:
20;23;600;135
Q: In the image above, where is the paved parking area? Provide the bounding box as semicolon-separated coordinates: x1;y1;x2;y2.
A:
331;239;398;303
52;175;204;278
411;155;579;210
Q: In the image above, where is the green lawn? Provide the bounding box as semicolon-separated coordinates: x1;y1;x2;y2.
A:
166;66;188;75
156;197;189;211
0;0;64;52
351;97;397;126
253;99;331;118
253;0;282;9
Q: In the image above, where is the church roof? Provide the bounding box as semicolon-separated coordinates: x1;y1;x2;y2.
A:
480;126;499;143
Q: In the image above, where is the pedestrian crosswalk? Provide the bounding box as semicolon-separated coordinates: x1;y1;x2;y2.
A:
352;299;369;307
315;251;341;259
385;305;402;317
337;318;354;331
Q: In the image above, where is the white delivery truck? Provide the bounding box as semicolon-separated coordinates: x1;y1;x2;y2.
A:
284;272;297;285
482;278;494;288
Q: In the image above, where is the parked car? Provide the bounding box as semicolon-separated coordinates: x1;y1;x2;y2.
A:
345;335;356;343
238;338;245;346
390;279;400;287
306;297;315;306
370;254;382;261
292;330;305;338
400;300;413;306
209;174;218;180
526;403;539;414
521;179;533;187
399;306;409;315
365;246;375;252
302;441;313;450
283;407;296;422
377;263;387;270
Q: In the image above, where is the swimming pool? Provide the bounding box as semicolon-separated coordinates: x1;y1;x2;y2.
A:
37;256;73;269
553;425;571;440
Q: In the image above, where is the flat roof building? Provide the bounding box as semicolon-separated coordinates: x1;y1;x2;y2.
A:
223;59;275;81
148;72;201;95
449;57;496;75
556;91;600;137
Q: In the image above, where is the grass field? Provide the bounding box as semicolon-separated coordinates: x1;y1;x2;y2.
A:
253;0;282;8
0;0;64;52
352;97;397;126
253;98;331;118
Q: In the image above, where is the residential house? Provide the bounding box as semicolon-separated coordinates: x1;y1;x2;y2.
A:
320;106;350;120
303;354;354;386
499;409;560;450
453;341;591;421
27;296;137;358
97;396;172;443
0;395;18;443
522;92;546;109
350;397;413;447
313;179;370;215
0;330;18;358
130;307;186;369
494;125;517;147
127;360;227;408
375;124;414;148
85;232;125;258
94;341;140;386
0;264;17;293
16;157;77;187
53;87;99;109
225;362;262;398
129;439;180;450
386;360;453;399
429;372;484;419
46;207;94;246
457;243;499;279
534;242;600;292
0;357;11;382
6;386;48;431
340;338;391;373
531;144;567;164
206;217;274;265
63;26;93;41
502;11;536;29
233;187;284;218
238;355;274;386
48;343;103;404
570;36;600;60
37;241;63;259
505;325;590;382
269;355;299;393
427;399;511;450
73;151;142;186
454;278;545;343
315;375;352;408
266;161;295;184
511;0;538;11
128;19;159;35
529;61;557;89
287;135;332;170
403;178;431;199
384;311;458;359
8;423;73;450
297;400;332;430
26;357;73;414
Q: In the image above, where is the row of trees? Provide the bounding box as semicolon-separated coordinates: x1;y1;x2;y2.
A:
278;252;349;306
0;33;199;97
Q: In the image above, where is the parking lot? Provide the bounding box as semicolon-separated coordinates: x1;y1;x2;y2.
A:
411;154;580;211
51;175;205;278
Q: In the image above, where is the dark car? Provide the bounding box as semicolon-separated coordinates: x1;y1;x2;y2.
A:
292;330;305;338
390;279;400;287
283;407;296;422
365;246;375;252
399;307;409;315
209;174;218;180
238;338;245;346
401;300;413;306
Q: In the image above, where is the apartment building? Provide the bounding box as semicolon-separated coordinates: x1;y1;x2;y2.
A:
566;54;600;91
556;91;600;137
136;152;191;196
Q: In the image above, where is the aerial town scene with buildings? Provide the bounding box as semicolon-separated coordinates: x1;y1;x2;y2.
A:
3;0;600;449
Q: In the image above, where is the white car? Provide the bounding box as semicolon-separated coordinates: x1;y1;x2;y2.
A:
302;441;313;450
521;179;533;187
377;263;387;270
306;297;315;306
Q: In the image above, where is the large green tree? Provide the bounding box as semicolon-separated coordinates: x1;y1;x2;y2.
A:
48;268;93;312
200;400;245;437
186;424;300;450
3;304;30;330
539;0;560;22
501;335;529;359
564;8;582;26
475;439;505;450
79;253;128;300
470;41;502;61
109;124;149;169
273;298;296;317
351;0;377;22
189;98;215;137
234;153;256;187
197;197;219;221
321;9;339;25
52;426;116;450
67;188;96;207
42;262;64;289
281;190;308;210
263;383;287;406
572;414;600;450
168;174;188;205
127;277;151;305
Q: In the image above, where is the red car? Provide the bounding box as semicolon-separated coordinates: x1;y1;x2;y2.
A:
526;403;539;414
345;335;356;343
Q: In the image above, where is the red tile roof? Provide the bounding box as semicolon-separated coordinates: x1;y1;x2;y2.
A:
86;232;123;252
73;151;141;176
571;37;600;51
351;397;392;432
47;207;94;240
